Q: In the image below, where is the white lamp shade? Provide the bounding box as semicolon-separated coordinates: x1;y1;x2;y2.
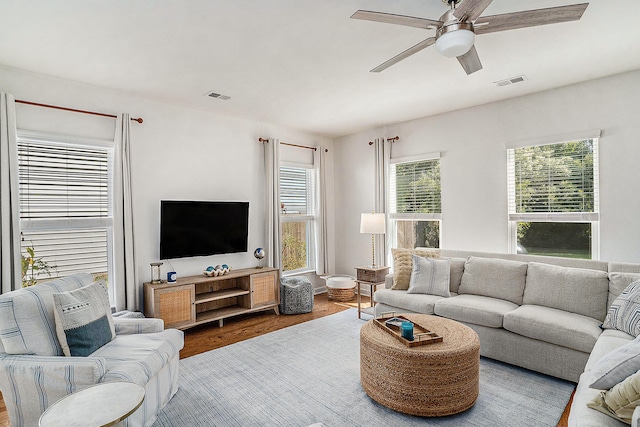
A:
360;213;386;234
435;29;475;57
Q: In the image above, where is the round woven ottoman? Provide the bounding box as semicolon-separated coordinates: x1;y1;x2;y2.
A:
360;314;480;417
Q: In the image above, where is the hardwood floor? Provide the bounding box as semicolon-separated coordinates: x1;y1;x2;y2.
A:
0;293;572;426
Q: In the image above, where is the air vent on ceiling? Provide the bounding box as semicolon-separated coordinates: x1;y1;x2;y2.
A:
204;91;231;100
494;75;527;88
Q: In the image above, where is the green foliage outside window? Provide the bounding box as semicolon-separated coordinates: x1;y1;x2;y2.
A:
282;222;307;272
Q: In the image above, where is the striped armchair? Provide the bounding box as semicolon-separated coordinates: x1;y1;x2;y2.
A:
0;274;184;427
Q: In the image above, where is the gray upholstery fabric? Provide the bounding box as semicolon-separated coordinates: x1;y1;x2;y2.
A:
523;262;609;321
609;273;640;309
434;294;518;328
569;371;628;427
458;256;528;305
374;288;444;315
589;334;640;390
585;329;635;372
280;276;314;314
503;305;601;353
461;321;589;382
445;257;466;293
406;255;450;297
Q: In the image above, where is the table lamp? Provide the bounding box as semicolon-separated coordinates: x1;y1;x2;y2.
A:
360;213;386;268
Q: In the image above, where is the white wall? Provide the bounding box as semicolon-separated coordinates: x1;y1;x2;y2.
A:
0;65;335;305
334;70;640;272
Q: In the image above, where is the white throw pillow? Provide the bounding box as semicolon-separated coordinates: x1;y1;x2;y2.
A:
602;280;640;336
590;334;640;390
407;255;451;297
53;281;115;357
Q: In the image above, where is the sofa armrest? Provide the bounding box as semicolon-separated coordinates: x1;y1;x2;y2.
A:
113;317;164;335
0;353;107;426
632;406;640;427
385;273;393;289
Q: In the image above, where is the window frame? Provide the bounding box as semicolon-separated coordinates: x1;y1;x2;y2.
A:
388;153;442;251
506;131;600;259
279;161;316;275
17;130;116;301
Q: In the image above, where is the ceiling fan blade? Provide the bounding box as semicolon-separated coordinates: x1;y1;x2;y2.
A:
351;10;442;30
457;45;483;75
453;0;493;22
371;37;436;73
474;3;588;35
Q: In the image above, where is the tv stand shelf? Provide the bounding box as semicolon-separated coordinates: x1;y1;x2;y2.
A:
144;267;279;329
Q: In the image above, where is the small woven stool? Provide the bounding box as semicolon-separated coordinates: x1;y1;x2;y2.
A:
279;277;314;314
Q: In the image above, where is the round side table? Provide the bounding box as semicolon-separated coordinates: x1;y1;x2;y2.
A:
39;381;145;427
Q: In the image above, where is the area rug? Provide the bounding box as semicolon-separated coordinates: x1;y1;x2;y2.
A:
153;309;575;426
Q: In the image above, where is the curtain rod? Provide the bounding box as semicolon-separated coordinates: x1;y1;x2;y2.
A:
258;137;319;152
368;136;399;145
15;99;144;123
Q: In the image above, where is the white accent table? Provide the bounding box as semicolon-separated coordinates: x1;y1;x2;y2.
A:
39;381;145;427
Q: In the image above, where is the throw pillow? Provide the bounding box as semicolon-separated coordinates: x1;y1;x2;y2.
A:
588;370;640;424
602;280;640;336
590;334;640;390
391;248;440;290
407;255;451;297
53;281;115;357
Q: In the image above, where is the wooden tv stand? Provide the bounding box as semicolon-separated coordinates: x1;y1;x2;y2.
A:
143;267;279;329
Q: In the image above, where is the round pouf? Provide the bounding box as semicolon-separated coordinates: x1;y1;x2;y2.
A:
360;314;480;417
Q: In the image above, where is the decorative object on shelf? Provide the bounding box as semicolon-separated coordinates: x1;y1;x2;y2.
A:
150;262;163;284
360;213;386;268
203;264;231;277
166;259;177;283
254;247;266;268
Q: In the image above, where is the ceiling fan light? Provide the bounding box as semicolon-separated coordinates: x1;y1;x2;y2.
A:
435;29;475;57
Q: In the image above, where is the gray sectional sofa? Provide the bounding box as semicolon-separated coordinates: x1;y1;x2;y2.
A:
373;249;640;426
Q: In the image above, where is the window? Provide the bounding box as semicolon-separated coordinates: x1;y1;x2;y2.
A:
279;164;315;273
17;131;114;299
507;136;599;259
389;155;441;250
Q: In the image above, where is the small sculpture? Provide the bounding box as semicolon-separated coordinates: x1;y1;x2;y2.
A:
254;248;266;268
203;264;231;277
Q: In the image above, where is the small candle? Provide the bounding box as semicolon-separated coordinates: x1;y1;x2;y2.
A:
401;321;414;341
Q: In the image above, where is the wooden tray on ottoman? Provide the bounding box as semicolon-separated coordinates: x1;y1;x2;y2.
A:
373;314;443;347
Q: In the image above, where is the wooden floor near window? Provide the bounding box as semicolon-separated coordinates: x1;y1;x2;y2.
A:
0;293;572;426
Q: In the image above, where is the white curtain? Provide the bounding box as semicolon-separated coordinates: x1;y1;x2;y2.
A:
113;113;138;311
264;138;281;269
0;93;21;294
314;147;329;275
373;138;391;268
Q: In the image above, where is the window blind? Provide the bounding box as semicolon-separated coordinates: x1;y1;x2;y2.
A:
507;139;599;221
390;158;441;217
18;142;110;219
17;135;113;282
280;166;314;216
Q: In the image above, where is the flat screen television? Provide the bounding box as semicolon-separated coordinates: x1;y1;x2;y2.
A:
160;200;249;259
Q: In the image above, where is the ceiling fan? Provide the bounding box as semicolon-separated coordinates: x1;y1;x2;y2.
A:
351;0;589;74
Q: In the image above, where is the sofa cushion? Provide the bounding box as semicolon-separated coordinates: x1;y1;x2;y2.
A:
391;248;440;290
445;257;466;294
503;305;601;353
523;262;609;321
603;280;640;337
588;369;640;425
589;334;640;390
0;273;94;356
407;255;450;297
53;281;115;357
570;371;626;427
374;288;444;315
94;328;184;386
585;329;635;372
609;273;640;309
434;294;518;328
457;257;528;305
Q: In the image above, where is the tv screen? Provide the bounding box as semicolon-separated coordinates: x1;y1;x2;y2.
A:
160;201;249;259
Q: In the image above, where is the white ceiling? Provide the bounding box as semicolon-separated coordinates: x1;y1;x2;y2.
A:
1;0;639;138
